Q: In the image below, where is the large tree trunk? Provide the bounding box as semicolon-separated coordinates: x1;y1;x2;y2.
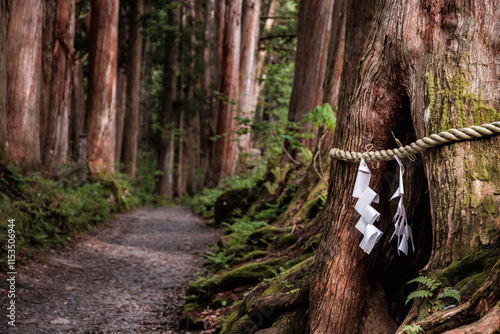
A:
121;0;143;177
6;0;44;170
238;0;260;155
42;0;75;173
115;67;127;164
85;0;119;172
155;1;180;197
310;0;500;333
250;0;276;124
210;0;243;184
71;0;87;159
286;0;333;157
0;0;8;154
200;0;215;187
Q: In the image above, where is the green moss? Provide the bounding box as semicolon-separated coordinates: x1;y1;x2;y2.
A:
426;72;435;113
247;226;290;244
426;68;500;133
183;302;201;313
272;233;298;249
240;250;268;262
263;257;314;296
439;248;500;287
271;309;309;334
220;314;254;334
454;271;489;298
295;196;322;220
186;259;280;304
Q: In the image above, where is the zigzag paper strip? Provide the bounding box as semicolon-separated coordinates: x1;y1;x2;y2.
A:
352;158;383;254
389;156;415;255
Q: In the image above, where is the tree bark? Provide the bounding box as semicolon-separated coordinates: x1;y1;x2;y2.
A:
210;0;243;184
85;0;119;172
42;0;76;173
155;1;180;197
322;0;346;111
238;0;261;154
0;0;8;154
6;0;44;170
115;67;127;164
71;0;87;159
250;0;276;123
121;0;143;177
200;0;215;187
286;0;333;156
310;0;500;333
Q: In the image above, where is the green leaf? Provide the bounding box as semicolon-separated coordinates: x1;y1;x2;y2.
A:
407;276;441;292
437;287;461;304
405;289;433;305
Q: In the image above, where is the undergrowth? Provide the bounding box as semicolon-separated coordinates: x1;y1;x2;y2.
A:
0;160;147;270
186;162;267;219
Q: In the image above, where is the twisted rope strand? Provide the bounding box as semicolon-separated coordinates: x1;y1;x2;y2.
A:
329;121;500;162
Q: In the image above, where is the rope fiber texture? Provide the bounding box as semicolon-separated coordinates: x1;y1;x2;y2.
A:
329;121;500;162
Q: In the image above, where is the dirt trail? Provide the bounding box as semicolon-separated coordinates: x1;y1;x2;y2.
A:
1;207;220;334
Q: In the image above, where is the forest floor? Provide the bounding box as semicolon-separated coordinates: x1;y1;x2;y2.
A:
0;207;221;334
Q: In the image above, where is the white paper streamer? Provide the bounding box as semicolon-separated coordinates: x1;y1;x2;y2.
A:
389;156;415;255
352;158;383;254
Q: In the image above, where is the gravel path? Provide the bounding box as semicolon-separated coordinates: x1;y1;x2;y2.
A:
1;207;220;334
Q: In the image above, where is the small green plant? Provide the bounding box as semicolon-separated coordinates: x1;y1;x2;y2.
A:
406;276;461;313
402;324;424;334
203;251;235;269
303;102;336;132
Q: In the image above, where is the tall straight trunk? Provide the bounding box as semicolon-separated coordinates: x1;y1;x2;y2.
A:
0;0;7;153
85;0;119;172
310;0;500;333
313;0;348;156
323;0;347;111
238;0;260;154
139;1;153;149
155;2;180;197
121;0;143;177
250;0;276;120
210;0;243;184
287;0;334;155
115;68;127;164
42;0;76;173
209;0;226;184
71;0;86;159
6;0;43;170
176;112;186;197
200;0;215;186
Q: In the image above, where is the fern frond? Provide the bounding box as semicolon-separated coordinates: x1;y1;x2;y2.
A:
407;276;441;291
437;287;461;304
405;290;433;305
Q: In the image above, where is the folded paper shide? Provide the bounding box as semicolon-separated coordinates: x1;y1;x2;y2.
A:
351;157;414;255
389;156;415;255
352;158;383;254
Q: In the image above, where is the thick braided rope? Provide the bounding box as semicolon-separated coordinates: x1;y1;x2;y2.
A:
329;121;500;162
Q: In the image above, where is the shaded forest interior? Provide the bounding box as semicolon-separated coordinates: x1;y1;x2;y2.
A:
1;0;500;333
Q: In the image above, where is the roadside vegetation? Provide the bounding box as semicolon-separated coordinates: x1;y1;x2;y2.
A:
0;151;165;271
